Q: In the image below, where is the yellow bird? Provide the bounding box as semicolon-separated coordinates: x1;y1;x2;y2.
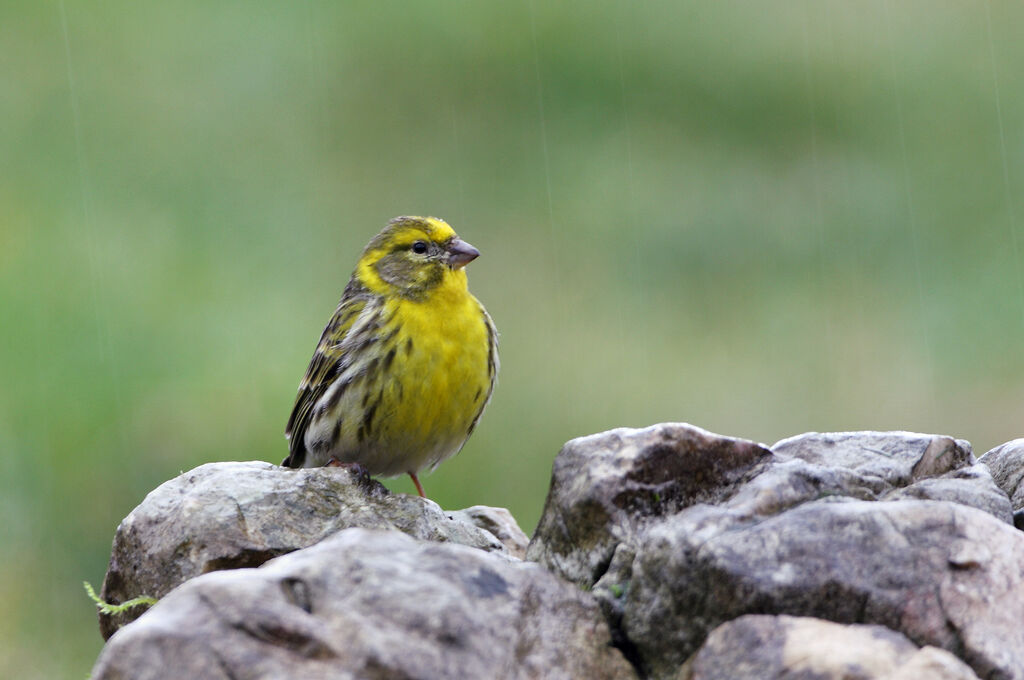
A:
283;216;498;498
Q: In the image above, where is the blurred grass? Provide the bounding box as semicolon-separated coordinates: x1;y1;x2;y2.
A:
4;0;1024;676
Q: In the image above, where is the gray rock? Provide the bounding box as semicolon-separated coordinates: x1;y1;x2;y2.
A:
721;431;1009;521
94;425;1024;678
881;465;1012;523
678;615;979;680
979;439;1024;529
722;455;886;516
449;505;530;559
99;462;521;638
771;431;974;483
611;499;1024;679
529;429;1011;598
91;529;637;680
529;427;1016;677
527;423;773;588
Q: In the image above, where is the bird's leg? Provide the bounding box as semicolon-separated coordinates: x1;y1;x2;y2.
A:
408;472;426;498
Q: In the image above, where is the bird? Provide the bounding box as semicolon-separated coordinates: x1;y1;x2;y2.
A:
282;216;498;498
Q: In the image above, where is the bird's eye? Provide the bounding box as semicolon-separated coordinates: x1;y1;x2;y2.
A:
412;241;428;254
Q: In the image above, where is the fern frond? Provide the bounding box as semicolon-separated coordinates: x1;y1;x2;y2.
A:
83;581;157;615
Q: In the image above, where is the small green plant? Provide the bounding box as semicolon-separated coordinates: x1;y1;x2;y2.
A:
83;581;157;615
608;583;624;598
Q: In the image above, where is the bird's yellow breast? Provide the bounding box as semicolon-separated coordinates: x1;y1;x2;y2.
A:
383;272;491;446
312;266;490;477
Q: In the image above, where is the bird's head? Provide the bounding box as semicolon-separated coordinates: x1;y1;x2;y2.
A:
356;216;480;299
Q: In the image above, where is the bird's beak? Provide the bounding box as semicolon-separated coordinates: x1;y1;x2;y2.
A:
448;238;480;269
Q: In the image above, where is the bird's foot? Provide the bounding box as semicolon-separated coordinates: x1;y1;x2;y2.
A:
325;458;372;485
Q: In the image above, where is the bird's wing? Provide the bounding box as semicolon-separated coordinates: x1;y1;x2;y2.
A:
466;300;500;438
283;279;371;467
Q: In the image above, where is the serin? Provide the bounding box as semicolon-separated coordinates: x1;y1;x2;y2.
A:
283;216;498;498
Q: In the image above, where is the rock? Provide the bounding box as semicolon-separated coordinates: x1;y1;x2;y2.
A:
99;462;523;639
528;429;1012;595
610;499;1024;679
770;431;974;483
979;439;1024;529
882;465;1013;523
449;505;530;559
678;615;980;680
526;423;773;588
93;425;1024;679
529;428;1017;677
91;529;637;680
763;432;1011;522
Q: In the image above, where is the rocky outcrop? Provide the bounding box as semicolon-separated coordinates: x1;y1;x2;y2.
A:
92;424;1024;680
606;498;1023;678
769;431;1012;521
92;529;635;680
99;461;521;638
680;615;980;680
530;425;1024;679
449;505;530;559
526;424;773;589
980;439;1024;529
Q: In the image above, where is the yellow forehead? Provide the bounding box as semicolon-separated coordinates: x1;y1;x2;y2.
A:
375;216;457;249
418;216;455;239
406;216;455;241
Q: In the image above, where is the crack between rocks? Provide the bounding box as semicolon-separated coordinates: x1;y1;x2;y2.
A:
595;597;648;680
588;541;648;679
609;623;647;679
590;543;619;587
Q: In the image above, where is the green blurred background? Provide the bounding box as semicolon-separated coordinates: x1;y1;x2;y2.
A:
4;0;1024;675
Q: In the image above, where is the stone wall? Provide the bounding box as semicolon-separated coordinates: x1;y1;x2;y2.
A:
91;425;1024;680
